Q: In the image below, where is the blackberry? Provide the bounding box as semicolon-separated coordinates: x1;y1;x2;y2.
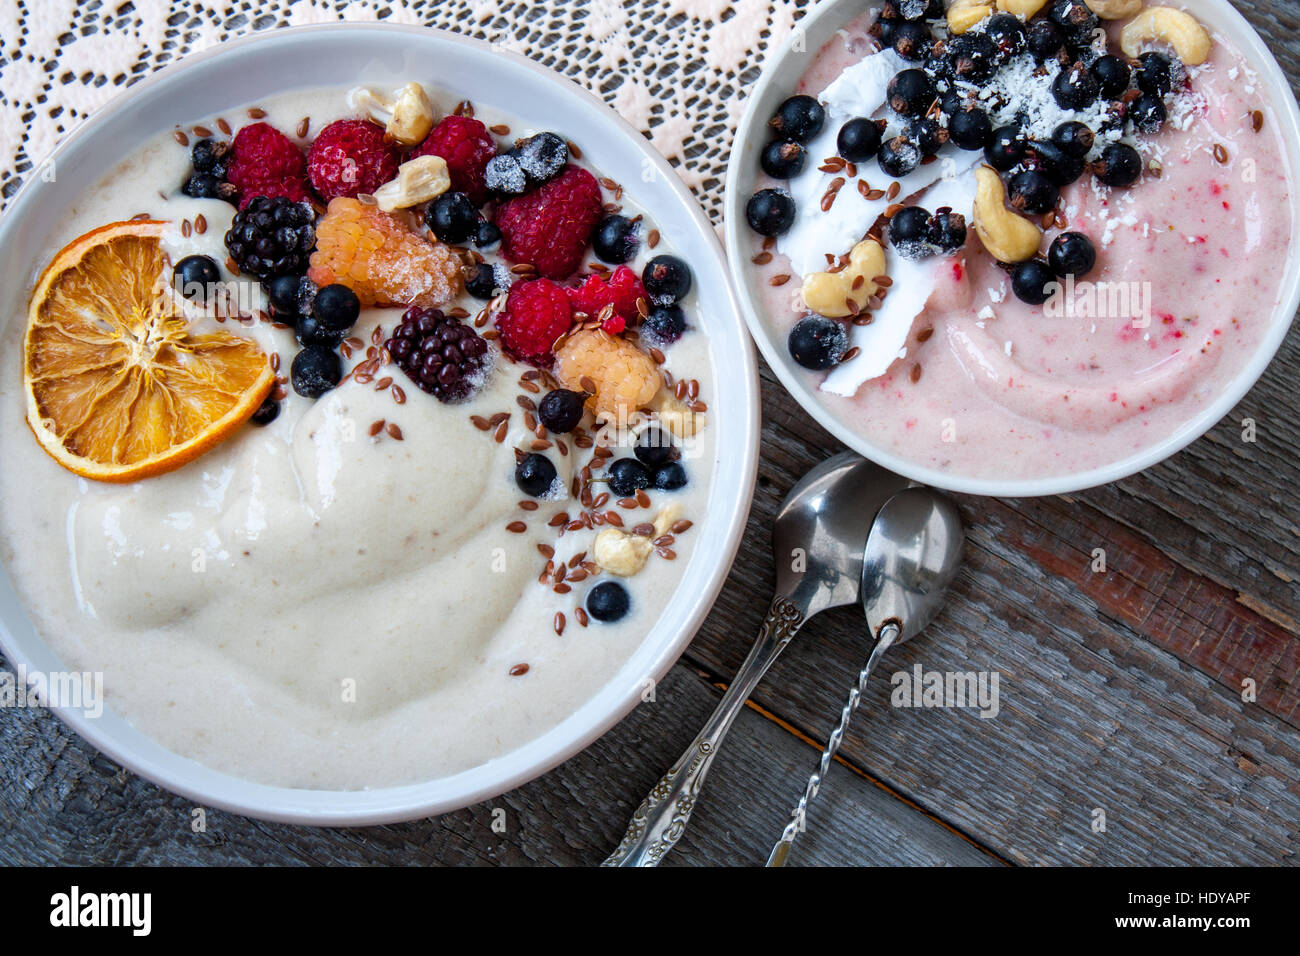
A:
1129;93;1167;134
593;214;639;263
984;125;1026;171
949;108;993;150
291;346;342;399
642;255;692;305
654;461;688;491
1048;231;1097;278
426;192;480;245
1091;54;1132;99
1011;259;1058;305
877;135;921;178
1092;142;1143;186
539;389;586;433
837;118;884;162
985;13;1027;63
761;139;808;179
769;95;826;142
172;255;220;302
1051;121;1095;158
887;69;936;118
224;196;316;280
1009;170;1059;215
634;427;675;468
788;316;847;370
1026;19;1065;61
607;458;651;497
385;307;491;403
516;453;559;498
191;138;230;175
746;189;796;236
586;581;630;623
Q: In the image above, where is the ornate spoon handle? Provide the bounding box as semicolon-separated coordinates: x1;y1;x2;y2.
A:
765;621;901;867
603;597;806;867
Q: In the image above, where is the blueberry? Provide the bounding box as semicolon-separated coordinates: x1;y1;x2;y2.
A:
888;204;932;248
1026;19;1065;61
949;32;998;83
927;211;967;253
172;255;220;302
770;95;825;142
984;125;1026;171
1030;140;1086;186
484;152;528;196
890;20;931;61
538;389;586;433
641;305;687;346
887;69;936;118
607;458;651;497
1052;62;1099;110
473;220;502;249
586;581;630;623
312;283;360;332
1135;51;1174;97
1092;142;1143;186
517;132;569;186
290;346;342;399
515;453;559;497
592;214;639;263
1090;54;1131;99
190;138;229;174
654;461;688;491
250;397;280;427
746;189;796;236
1051;121;1095;158
837;118;883;162
182;173;223;199
295;313;347;348
904;116;948;156
1009;170;1060;215
634;427;675;467
1129;93;1166;134
426;192;479;245
1010;260;1059;305
1048;231;1097;278
877;136;921;178
788;315;847;370
761;140;807;179
266;273;307;315
642;255;692;305
985;13;1026;63
466;263;499;300
948;108;992;150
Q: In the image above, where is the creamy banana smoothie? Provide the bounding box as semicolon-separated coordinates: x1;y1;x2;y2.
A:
745;1;1293;481
1;84;714;789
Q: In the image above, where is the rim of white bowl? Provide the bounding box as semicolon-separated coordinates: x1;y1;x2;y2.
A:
0;22;760;825
724;0;1300;497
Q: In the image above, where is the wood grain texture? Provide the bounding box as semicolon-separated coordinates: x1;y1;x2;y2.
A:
1;0;1299;866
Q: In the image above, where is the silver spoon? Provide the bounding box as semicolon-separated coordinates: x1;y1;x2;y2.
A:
767;486;964;867
603;451;910;866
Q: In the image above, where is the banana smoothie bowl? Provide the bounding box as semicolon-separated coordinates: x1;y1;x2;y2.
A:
0;26;759;823
726;0;1300;495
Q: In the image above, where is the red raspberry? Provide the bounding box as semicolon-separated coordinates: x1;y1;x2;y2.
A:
307;119;401;201
567;266;647;322
225;122;313;209
411;115;497;205
498;279;574;367
494;165;603;281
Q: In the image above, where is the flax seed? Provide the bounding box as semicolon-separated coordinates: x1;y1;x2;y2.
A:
886;181;900;200
647;229;660;249
842;346;861;362
531;439;552;451
192;124;212;138
216;117;232;135
553;612;566;635
553;582;572;594
653;534;675;547
181;219;192;238
515;395;537;411
1213;143;1229;164
1251;109;1264;132
272;385;287;401
909;363;922;383
506;521;527;534
369;419;385;437
549;513;569;527
670;519;693;534
689;400;707;413
763;235;776;250
247;107;267;119
490;123;511;136
604;511;623;527
494;421;509;443
567;140;583;159
489;412;511;426
917;326;934;343
633;489;650;508
592;491;610;509
510;663;530;676
518;500;540;512
575;608;589;627
770;274;791;286
657;548;677;560
391;385;406;405
537;543;554;558
375;376;393;391
173;129;189;147
383;423;401;441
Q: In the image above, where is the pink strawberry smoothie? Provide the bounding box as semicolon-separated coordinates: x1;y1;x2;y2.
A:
755;10;1294;481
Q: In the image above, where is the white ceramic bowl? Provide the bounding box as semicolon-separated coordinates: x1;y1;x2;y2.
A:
725;0;1300;497
0;24;760;825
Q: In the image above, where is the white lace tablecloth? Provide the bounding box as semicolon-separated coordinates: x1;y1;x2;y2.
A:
0;0;810;220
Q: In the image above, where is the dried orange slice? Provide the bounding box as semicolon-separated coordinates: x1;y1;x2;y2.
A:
23;220;274;483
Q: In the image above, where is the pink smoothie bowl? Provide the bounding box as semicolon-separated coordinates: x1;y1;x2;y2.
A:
723;0;1300;497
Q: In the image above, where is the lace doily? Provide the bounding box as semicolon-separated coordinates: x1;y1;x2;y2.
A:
0;0;810;222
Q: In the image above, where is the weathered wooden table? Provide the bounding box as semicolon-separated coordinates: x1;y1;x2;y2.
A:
2;0;1298;866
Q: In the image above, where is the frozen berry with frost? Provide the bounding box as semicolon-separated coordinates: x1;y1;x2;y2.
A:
516;453;559;497
498;278;574;366
426;191;480;245
516;132;569;186
607;458;651;497
307;119;400;201
411;114;497;204
466;263;503;300
539;389;586;433
654;461;688;491
295;313;346;348
642;255;691;305
494;165;603;280
385;307;491;403
592;214;640;264
291;345;343;398
641;305;687;347
788;316;847;370
224;122;313;209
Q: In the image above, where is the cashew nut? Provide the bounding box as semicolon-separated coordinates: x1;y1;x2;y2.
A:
972;165;1042;263
995;0;1049;18
1120;7;1212;65
801;239;887;318
593;505;681;577
1083;0;1142;20
948;0;993;34
652;393;707;438
348;82;436;146
371;155;451;211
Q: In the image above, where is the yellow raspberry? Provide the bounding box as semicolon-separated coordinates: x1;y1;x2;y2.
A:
555;329;662;421
308;197;462;308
